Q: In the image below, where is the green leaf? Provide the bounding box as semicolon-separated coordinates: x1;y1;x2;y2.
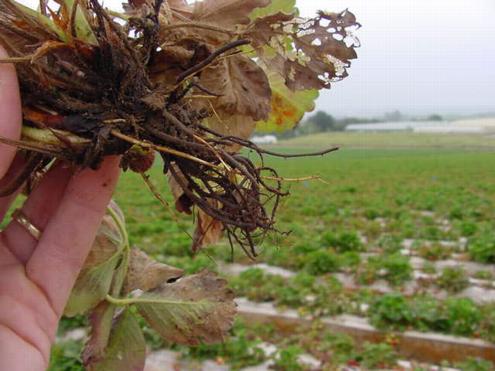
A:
5;0;67;41
87;310;146;371
136;270;236;345
64;251;121;316
256;72;319;132
61;0;98;44
249;0;296;20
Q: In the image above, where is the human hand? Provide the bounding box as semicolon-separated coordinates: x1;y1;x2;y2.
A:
0;46;120;370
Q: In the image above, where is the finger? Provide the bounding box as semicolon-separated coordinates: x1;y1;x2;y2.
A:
26;157;120;316
0;46;22;179
0;154;26;220
1;161;73;263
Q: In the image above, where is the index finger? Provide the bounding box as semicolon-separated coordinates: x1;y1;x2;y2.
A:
25;156;121;316
0;45;22;179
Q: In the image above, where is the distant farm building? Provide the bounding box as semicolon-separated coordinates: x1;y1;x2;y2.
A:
251;135;278;144
346;118;495;134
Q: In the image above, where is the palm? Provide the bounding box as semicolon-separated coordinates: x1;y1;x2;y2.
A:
0;46;120;370
0;248;56;370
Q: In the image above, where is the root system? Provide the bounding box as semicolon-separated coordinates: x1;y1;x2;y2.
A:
0;0;359;255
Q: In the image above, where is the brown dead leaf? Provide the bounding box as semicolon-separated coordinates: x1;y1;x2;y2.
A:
124;248;184;294
167;0;191;14
192;209;223;253
167;166;193;214
136;270;236;345
198;54;271;121
205;114;257;151
190;0;270;27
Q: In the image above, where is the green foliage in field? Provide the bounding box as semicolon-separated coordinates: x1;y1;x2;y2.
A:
304;250;340;275
418;244;453;261
370;293;413;331
53;135;495;369
356;254;412;286
273;345;304;371
456;357;495;371
48;341;83;371
359;342;398;369
368;293;485;337
469;228;495;263
437;267;470;293
181;320;266;369
321;231;364;253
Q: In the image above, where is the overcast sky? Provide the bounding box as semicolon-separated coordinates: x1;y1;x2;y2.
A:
18;0;495;117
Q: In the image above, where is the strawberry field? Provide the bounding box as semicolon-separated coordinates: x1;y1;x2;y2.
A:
51;132;495;370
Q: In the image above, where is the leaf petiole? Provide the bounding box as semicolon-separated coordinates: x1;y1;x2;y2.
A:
105;294;210;307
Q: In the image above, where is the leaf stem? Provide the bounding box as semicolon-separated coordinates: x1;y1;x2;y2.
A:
22;126;90;146
107;205;131;297
0;56;33;63
105;294;209;307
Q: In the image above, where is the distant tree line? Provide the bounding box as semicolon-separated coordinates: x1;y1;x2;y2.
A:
276;110;444;139
278;111;380;139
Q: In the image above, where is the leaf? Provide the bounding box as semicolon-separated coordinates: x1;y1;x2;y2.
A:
256;73;319;132
167;0;191;14
167;166;193;215
60;0;98;44
136;270;236;345
249;0;296;19
192;209;224;253
64;251;121;316
246;10;360;91
82;302;116;367
64;201;125;316
87;309;146;371
1;0;68;41
86;201;125;267
191;0;270;27
205;114;257;150
124;248;184;294
198;54;272;122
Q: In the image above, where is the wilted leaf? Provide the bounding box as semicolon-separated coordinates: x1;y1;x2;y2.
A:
136;270;236;345
256;73;318;132
198;54;272;122
192;209;223;253
124;248;184;294
64;251;121;316
87;309;146;371
83;302;116;367
85;200;125;268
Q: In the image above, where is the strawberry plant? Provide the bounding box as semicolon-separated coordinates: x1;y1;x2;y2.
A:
0;0;360;368
437;266;469;294
369;293;413;331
